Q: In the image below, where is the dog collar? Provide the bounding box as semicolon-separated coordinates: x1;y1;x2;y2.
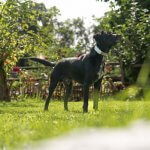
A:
94;45;107;56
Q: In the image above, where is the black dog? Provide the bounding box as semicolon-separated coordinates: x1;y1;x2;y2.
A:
29;31;120;112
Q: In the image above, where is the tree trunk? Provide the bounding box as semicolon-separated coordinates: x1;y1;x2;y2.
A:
119;59;125;84
136;54;150;87
0;62;10;101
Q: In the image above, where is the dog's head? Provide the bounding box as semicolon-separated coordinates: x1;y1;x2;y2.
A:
93;31;121;53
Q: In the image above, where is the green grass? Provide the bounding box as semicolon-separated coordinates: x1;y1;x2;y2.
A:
1;98;150;149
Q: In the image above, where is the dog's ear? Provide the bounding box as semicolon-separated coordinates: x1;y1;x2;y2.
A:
93;31;105;40
93;34;97;40
93;33;100;41
100;31;104;35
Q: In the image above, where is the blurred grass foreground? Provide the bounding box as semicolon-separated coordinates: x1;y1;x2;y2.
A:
1;95;150;149
0;52;149;150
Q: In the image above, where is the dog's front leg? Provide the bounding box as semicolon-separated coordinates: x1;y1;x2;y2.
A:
83;83;90;113
93;79;102;110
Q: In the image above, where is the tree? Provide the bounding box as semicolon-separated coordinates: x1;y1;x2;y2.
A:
0;0;91;101
95;0;150;83
33;5;61;60
29;4;90;60
37;16;90;60
99;0;150;11
55;17;90;59
0;0;43;101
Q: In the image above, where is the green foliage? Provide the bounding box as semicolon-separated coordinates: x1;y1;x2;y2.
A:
0;0;89;100
95;0;150;83
40;17;90;60
56;18;90;50
100;0;150;10
0;0;90;67
0;0;43;71
0;0;49;100
1;98;150;149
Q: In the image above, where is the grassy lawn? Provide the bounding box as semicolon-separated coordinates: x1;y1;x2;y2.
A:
0;98;150;149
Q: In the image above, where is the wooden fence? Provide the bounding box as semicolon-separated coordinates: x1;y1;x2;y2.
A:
8;61;125;101
8;78;94;101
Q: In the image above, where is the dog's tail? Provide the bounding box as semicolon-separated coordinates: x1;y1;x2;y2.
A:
27;57;56;67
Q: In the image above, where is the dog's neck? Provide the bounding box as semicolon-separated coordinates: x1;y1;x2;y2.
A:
94;45;107;57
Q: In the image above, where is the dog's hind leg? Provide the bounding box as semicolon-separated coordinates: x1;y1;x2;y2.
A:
93;79;102;110
63;80;72;111
44;79;58;111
